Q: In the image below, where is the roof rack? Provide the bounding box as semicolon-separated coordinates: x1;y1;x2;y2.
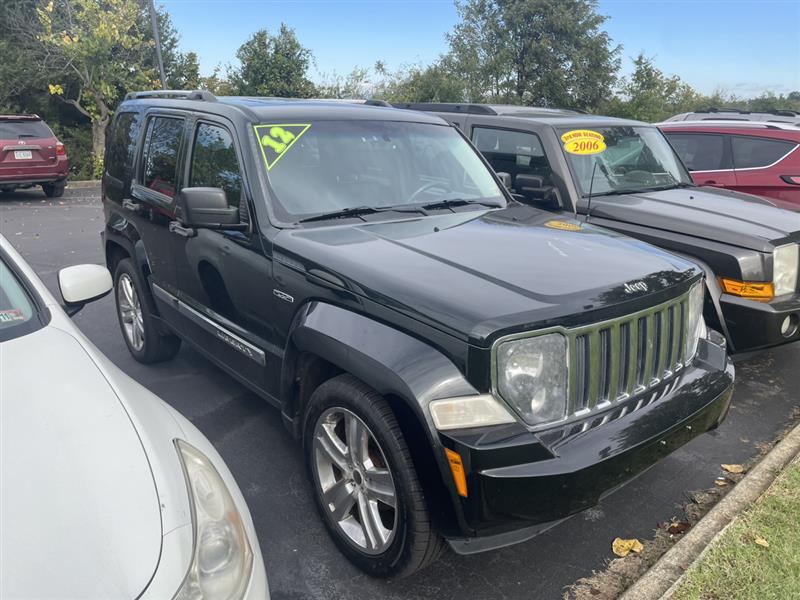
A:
658;119;800;131
391;103;498;115
766;109;799;117
697;107;750;114
124;90;218;102
0;114;41;121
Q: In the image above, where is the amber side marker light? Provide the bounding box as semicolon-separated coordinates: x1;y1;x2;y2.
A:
444;448;468;497
719;278;774;301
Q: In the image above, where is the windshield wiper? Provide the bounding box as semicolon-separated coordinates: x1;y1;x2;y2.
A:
421;198;504;211
297;204;426;224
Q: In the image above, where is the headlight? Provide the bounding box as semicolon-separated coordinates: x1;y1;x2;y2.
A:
774;243;799;296
174;440;253;600
684;281;707;362
495;333;568;426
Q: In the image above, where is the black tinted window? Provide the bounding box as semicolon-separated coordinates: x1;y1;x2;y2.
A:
0;120;52;139
665;133;729;171
106;112;141;180
732;136;797;169
143;117;184;198
189;123;243;208
472;127;553;184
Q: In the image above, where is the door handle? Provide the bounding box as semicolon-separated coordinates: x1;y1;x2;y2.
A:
703;180;726;188
169;221;195;238
122;199;142;213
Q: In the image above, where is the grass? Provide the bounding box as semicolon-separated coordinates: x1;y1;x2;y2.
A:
670;457;800;600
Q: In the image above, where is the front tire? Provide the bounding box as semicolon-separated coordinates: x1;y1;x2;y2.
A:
113;258;181;363
304;374;444;578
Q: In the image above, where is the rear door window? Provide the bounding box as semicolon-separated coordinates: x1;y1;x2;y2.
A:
664;133;730;171
142;116;185;198
731;136;797;169
189;123;243;209
106;112;142;181
471;126;553;184
0;256;43;342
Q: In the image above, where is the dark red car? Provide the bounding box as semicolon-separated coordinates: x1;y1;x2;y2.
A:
0;115;69;197
659;120;800;210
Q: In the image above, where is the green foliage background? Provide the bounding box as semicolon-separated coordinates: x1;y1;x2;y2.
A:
2;0;798;180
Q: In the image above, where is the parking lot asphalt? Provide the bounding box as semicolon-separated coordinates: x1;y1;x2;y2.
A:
3;185;799;600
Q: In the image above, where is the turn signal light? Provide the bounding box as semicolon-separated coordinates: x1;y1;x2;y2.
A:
719;278;774;300
444;448;468;497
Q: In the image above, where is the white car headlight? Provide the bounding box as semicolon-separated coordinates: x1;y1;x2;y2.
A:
684;281;707;362
495;333;568;426
774;243;799;297
174;440;253;600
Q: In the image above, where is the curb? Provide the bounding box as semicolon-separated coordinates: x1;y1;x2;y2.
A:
66;180;100;188
620;419;800;600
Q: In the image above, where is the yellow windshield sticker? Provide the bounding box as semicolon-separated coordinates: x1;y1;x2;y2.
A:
545;220;583;232
254;124;311;170
561;129;606;155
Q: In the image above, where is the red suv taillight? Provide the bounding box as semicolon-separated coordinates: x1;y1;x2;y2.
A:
56;142;66;156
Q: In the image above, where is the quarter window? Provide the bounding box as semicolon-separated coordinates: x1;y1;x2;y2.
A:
471;127;553;184
732;136;797;169
189;123;243;208
142;116;184;198
106;112;141;180
664;133;730;171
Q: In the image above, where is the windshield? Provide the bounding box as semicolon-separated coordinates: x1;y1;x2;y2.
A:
558;126;692;197
256;120;505;222
0;256;39;342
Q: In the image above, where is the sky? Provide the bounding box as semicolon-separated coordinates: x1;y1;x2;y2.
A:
164;0;800;97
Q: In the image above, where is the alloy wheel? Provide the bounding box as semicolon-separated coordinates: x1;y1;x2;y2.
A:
313;407;398;555
117;273;145;351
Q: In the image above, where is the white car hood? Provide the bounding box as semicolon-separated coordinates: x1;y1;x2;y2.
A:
1;325;162;599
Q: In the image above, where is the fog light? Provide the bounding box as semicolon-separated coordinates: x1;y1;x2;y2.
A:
780;315;799;338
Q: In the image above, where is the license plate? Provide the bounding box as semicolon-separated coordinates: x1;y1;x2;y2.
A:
14;151;32;160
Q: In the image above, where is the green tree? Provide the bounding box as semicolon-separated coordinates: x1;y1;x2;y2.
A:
376;62;464;103
602;54;702;122
170;51;202;90
445;0;620;108
34;0;158;172
230;25;316;97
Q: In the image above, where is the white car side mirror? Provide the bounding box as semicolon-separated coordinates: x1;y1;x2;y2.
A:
58;264;112;316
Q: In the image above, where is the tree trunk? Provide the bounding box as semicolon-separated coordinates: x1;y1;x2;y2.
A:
91;118;107;179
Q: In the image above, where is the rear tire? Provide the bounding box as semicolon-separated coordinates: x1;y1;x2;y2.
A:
113;258;181;363
42;182;65;198
304;374;445;578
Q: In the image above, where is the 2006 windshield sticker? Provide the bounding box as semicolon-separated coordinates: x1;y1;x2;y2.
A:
254;124;311;170
561;129;606;155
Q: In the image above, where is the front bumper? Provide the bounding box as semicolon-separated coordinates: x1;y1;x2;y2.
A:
720;292;800;352
440;338;734;554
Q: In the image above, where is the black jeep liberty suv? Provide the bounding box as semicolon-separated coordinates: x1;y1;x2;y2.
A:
102;91;734;577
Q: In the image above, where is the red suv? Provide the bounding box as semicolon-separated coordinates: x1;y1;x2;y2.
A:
0;115;69;198
659;120;800;209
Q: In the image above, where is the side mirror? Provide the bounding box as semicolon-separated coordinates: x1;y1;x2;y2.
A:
495;171;513;190
514;174;561;209
58;264;112;316
177;187;239;228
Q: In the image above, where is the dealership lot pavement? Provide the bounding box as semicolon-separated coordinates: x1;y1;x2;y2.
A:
3;185;799;600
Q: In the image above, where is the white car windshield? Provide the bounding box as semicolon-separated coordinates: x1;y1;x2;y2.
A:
257;120;505;222
559;126;693;197
0;257;37;342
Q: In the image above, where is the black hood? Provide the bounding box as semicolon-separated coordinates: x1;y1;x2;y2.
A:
587;187;800;252
276;206;700;345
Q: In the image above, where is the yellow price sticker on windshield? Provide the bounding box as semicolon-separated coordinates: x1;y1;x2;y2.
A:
545;220;583;232
254;124;311;170
561;129;606;155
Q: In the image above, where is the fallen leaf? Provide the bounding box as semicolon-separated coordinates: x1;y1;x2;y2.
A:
612;537;644;557
721;464;745;474
755;536;770;548
714;477;729;487
667;521;692;535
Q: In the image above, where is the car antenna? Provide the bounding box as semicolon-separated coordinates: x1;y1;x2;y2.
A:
584;159;599;223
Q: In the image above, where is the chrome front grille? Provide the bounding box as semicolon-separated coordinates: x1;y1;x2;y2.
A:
568;291;690;416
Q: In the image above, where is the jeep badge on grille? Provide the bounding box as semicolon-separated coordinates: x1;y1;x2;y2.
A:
624;281;649;294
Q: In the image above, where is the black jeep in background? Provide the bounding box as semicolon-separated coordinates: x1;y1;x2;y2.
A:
102;91;733;577
396;103;800;354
